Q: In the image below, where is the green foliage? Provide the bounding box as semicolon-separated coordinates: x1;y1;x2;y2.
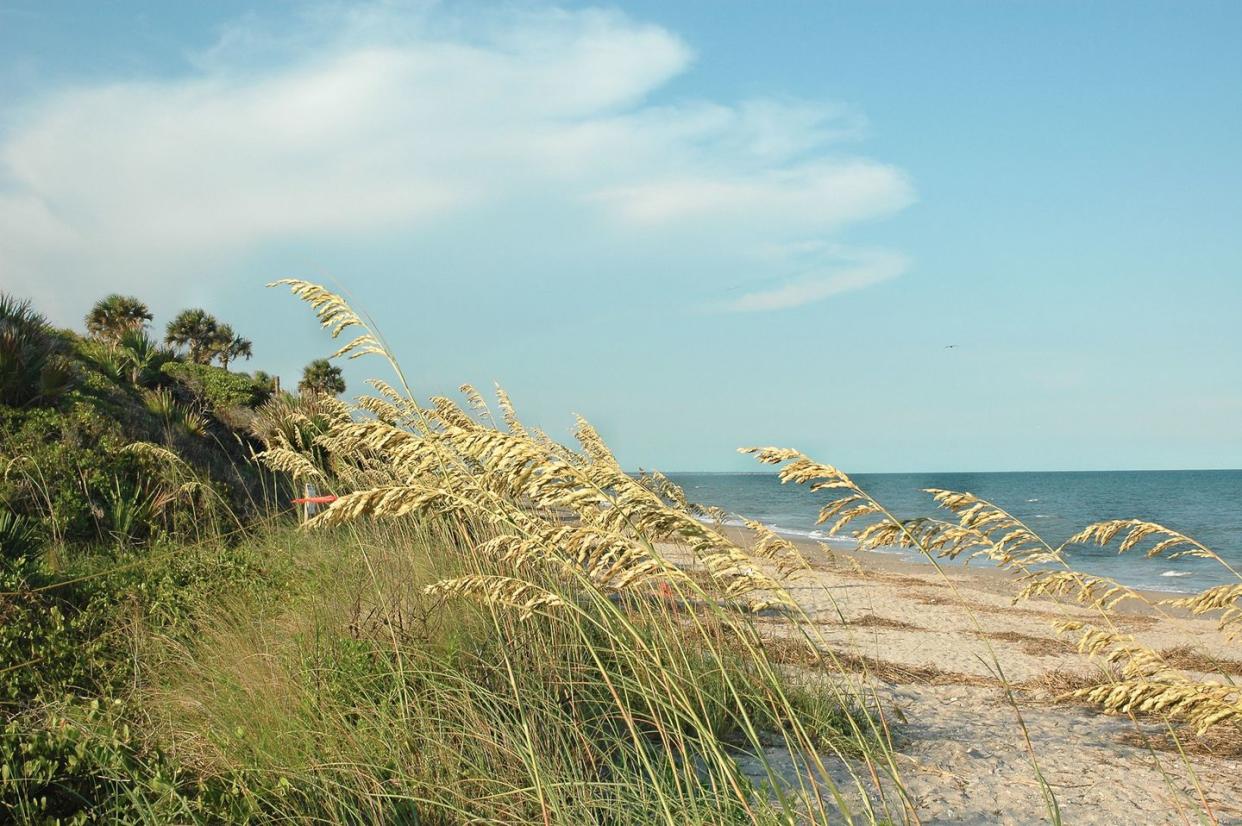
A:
210;324;253;370
0;400;236;550
299;358;345;396
79;331;175;390
2;699;148;825
0;405;137;545
0;531;299;823
79;339;128;385
0;509;39;562
84;295;152;345
140;387;209;444
116;330;176;387
0;293;272;557
0;293;74;407
161;361;271;411
251;370;277;393
164;308;220;364
0;292;306;821
165;311;253;370
102;478;157;549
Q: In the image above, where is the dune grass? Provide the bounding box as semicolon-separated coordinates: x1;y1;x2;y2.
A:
3;279;1240;823
130;519;891;824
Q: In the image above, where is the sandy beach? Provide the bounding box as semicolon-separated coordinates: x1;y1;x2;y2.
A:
675;532;1242;824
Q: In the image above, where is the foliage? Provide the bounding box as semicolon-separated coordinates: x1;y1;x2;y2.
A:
209;324;253;370
164;310;253;370
251;370;277;393
0;293;74;408
3;280;1237;824
0;328;255;550
298;357;345;396
84;295;152;344
0;404;138;545
115;330;176;387
161;361;271;412
164;309;220;364
0;530;299;823
80;330;175;390
141;387;209;444
0;509;39;562
0;402;225;550
0;297;273;563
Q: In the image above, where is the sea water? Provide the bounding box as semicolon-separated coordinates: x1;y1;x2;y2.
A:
665;470;1242;594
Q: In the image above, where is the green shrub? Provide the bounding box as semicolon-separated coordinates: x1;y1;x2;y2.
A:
0;405;137;546
161;362;270;411
0;294;74;407
0;527;303;823
78;332;176;390
0;401;239;549
0;509;39;562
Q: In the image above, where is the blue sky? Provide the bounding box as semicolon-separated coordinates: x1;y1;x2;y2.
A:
2;1;1239;472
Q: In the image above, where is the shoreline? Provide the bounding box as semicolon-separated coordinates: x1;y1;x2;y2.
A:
688;522;1242;822
718;519;1220;598
719;523;1203;613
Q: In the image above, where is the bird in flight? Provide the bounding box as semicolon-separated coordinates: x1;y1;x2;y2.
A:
944;344;958;349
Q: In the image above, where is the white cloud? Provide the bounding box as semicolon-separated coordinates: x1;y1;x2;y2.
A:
0;4;914;319
595;161;909;227
718;249;909;312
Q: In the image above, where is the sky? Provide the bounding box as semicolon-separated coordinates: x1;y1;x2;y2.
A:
1;1;1239;472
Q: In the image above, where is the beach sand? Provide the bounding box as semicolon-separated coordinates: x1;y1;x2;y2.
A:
665;533;1242;824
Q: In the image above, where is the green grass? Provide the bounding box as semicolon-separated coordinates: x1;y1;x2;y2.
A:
2;517;900;824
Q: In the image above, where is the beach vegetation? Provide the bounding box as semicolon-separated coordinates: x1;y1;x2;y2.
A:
0;282;1238;823
84;295;153;345
164;309;222;364
299;357;346;396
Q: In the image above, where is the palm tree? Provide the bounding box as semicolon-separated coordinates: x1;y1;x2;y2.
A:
164;309;220;364
116;329;174;386
252;370;279;393
0;292;73;406
85;294;152;344
298;358;345;397
210;324;253;370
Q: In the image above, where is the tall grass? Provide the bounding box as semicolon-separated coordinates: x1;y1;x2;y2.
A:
157;280;908;822
229;278;1237;822
136;519;889;824
5;279;1239;823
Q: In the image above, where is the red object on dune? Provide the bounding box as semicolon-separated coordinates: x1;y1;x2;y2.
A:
291;495;338;505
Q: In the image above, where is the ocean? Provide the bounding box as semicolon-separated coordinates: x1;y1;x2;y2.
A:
665;470;1242;594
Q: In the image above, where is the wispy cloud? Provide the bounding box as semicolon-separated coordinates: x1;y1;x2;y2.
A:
0;4;913;319
717;249;909;312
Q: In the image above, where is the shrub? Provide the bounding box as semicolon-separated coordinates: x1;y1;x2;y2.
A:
161;362;270;411
0;509;39;563
0;294;73;407
0;405;136;546
0;531;296;823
